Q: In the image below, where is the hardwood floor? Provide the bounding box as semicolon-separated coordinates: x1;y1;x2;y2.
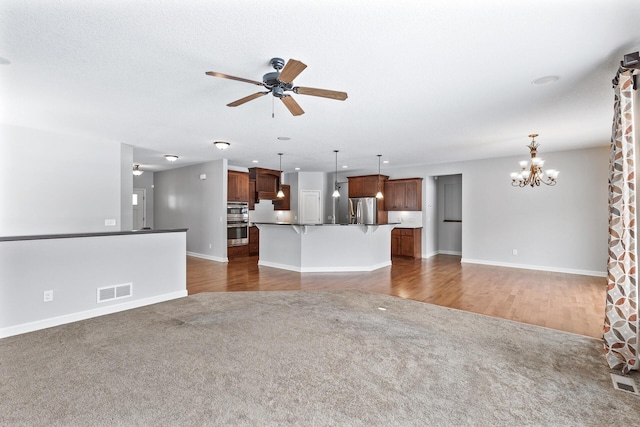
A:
187;254;607;338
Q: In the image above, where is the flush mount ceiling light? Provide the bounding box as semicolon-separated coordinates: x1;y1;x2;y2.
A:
277;153;285;198
510;134;559;187
164;154;179;162
376;154;384;199
332;150;340;198
132;164;144;176
214;141;230;150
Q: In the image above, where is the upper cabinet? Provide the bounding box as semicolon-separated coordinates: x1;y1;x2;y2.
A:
384;178;423;211
348;174;389;198
228;170;250;202
249;167;281;200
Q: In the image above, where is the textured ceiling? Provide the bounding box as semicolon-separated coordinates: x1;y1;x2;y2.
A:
1;0;639;174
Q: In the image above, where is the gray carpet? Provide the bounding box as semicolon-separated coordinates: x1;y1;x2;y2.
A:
0;290;638;426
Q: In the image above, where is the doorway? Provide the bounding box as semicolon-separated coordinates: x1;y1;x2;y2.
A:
133;188;146;230
435;174;462;255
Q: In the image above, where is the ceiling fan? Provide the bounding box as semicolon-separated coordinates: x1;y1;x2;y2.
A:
205;57;348;116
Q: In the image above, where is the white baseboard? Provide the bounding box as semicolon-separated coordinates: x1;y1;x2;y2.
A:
461;258;607;277
0;290;188;339
424;250;461;258
187;251;228;263
258;260;392;273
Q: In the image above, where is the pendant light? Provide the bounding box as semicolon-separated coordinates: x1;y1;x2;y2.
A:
375;154;384;199
277;153;285;198
132;164;144;176
332;150;340;198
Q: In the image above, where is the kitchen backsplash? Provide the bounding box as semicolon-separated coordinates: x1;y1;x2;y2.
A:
249;200;294;224
387;211;423;227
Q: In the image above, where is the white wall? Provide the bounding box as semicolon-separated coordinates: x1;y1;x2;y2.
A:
0;124;125;236
154;159;227;260
383;145;609;275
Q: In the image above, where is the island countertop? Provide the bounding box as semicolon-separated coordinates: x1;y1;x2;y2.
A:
254;223;395;272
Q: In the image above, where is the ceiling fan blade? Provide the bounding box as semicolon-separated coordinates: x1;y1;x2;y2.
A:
227;92;269;107
277;59;307;83
280;95;305;116
294;86;348;101
205;71;264;86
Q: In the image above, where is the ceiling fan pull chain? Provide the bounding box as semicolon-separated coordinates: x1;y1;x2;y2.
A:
272;94;275;118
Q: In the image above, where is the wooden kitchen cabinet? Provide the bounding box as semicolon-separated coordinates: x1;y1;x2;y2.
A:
391;227;422;258
347;174;389;198
249;167;281;200
249;226;259;256
228;170;250;202
273;184;290;210
248;179;256;210
228;244;249;259
384;178;423;211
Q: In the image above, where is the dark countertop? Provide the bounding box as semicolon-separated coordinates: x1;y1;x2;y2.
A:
252;222;400;226
0;228;189;242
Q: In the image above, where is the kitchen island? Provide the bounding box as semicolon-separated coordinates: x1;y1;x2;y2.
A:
253;223;397;272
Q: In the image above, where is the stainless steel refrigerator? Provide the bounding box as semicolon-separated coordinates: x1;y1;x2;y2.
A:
348;197;378;224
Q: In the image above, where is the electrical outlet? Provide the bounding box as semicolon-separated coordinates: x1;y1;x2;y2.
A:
104;219;116;226
209;243;212;249
512;249;518;255
43;290;53;302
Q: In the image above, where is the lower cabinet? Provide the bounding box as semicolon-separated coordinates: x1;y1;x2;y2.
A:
228;245;249;259
391;227;422;258
249;226;259;256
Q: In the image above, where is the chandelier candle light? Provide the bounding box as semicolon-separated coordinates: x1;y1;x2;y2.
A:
510;134;559;187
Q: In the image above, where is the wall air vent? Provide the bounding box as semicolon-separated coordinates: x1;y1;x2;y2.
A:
97;283;133;303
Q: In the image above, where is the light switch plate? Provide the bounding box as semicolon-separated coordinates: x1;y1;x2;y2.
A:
105;219;116;226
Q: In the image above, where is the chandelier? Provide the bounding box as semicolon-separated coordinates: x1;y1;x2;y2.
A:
510;134;559;187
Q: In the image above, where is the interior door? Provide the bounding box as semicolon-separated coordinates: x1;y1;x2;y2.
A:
132;188;146;230
300;190;322;224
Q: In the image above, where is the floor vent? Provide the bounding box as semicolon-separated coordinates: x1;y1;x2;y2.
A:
97;283;133;303
610;373;639;395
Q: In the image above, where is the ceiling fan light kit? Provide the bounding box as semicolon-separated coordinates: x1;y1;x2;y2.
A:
206;57;348;116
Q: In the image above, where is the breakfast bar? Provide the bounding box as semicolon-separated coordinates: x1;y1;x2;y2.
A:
253;223;397;272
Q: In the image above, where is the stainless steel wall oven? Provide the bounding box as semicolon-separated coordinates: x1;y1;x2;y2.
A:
227;202;249;246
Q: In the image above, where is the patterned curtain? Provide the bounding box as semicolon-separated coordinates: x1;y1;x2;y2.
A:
604;71;638;373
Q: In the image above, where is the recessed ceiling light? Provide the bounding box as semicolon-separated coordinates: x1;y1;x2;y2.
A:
0;56;11;65
342;165;348;168
252;160;259;163
164;154;179;162
295;167;300;171
383;160;389;164
277;136;291;141
532;75;560;85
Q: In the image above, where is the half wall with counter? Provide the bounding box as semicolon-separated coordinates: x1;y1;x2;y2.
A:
254;223;396;272
0;229;187;338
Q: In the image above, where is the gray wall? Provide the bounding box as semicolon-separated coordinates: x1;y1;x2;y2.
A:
154;159;227;260
120;144;134;231
383;145;609;275
0;124;125;236
133;171;155;228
